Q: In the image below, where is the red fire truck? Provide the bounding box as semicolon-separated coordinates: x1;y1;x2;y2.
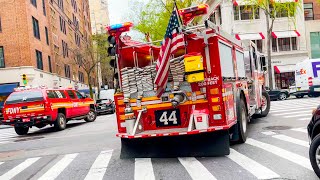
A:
109;4;270;158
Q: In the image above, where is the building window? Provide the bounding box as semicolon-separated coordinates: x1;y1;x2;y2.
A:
71;0;78;13
275;72;295;89
64;64;71;78
57;0;64;11
270;3;295;18
304;3;314;20
45;27;49;45
0;46;5;68
234;5;259;20
0;17;2;32
31;0;37;7
311;32;320;58
78;71;84;83
251;40;263;52
48;56;52;73
75;33;80;47
62;40;68;58
32;17;40;39
42;0;46;16
59;16;66;34
36;50;43;70
272;37;297;52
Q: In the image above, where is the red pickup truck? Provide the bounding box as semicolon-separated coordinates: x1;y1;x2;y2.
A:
1;87;96;135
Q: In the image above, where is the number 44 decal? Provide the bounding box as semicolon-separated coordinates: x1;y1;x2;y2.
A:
159;111;178;125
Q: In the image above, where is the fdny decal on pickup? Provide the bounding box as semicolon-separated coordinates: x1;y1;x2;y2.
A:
6;107;21;114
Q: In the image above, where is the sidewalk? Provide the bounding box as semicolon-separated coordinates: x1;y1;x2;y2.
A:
0;125;13;129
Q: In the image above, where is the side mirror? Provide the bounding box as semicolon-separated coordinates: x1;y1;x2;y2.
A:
261;56;267;71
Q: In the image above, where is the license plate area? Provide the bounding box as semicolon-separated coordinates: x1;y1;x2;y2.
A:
155;109;181;127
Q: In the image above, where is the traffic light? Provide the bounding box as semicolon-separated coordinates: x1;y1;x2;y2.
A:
22;74;28;85
107;35;116;56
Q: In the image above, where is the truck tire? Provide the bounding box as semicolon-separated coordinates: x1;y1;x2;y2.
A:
309;134;320;178
14;126;29;135
85;109;97;122
54;113;67;131
236;98;248;144
259;91;270;117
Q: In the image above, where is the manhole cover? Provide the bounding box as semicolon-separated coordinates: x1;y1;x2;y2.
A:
263;126;292;130
14;136;44;142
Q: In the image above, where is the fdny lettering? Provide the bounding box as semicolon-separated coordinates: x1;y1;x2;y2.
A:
72;102;79;107
6;107;21;114
198;76;219;86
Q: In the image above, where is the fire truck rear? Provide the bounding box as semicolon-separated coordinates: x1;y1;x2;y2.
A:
109;4;270;158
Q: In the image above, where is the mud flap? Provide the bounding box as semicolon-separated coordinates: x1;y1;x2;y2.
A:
120;130;230;159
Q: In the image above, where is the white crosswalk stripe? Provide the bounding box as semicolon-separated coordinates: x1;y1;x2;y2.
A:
134;158;155;180
178;157;216;180
227;149;280;179
246;138;312;170
0;157;41;180
84;150;113;180
38;153;78;180
291;127;308;133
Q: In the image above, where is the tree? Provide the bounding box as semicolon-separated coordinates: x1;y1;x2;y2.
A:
243;0;300;89
133;0;202;42
73;34;110;98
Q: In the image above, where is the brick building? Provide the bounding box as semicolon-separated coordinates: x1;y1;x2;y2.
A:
0;0;93;90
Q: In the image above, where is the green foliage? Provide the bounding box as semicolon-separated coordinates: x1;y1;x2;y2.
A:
134;0;202;42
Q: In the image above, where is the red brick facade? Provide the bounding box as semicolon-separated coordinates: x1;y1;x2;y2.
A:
304;0;320;20
0;0;93;84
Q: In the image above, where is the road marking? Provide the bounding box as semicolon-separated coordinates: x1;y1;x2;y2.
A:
178;157;216;180
84;150;113;180
273;110;312;116
291;128;308;133
270;107;314;113
38;153;78;180
272;135;309;147
0;157;40;180
261;131;277;136
246;138;312;170
284;114;311;118
227;149;280;179
298;117;311;121
135;158;155;180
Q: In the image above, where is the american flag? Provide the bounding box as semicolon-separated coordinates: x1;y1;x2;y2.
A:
154;9;185;97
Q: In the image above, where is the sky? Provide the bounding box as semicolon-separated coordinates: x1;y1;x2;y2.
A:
107;0;149;40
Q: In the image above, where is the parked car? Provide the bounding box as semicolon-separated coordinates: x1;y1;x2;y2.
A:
308;106;320;178
2;87;97;135
266;87;290;101
96;99;115;115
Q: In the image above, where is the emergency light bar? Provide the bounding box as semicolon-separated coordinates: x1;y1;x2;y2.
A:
106;22;133;36
178;4;209;25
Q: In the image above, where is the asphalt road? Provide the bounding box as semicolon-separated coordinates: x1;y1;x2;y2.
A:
0;97;319;180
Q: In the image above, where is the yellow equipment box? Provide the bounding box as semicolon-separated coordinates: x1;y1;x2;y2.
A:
187;72;204;83
184;55;203;72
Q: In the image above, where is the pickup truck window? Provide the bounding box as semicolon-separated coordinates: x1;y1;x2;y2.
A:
47;90;66;99
67;90;77;99
6;91;44;104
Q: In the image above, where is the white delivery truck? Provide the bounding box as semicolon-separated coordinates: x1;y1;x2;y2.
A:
290;58;320;98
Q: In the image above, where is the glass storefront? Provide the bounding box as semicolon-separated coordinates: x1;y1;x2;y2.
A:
275;72;295;89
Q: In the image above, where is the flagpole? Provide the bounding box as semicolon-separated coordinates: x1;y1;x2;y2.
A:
173;0;183;27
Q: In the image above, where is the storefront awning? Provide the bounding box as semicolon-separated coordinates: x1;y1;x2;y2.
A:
272;30;300;38
274;65;296;74
235;33;265;40
0;83;19;96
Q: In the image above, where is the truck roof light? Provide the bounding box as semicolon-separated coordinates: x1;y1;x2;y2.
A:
178;4;209;25
106;22;133;35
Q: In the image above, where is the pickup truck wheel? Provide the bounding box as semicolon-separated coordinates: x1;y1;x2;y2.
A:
85;109;97;122
236;98;248;144
14;126;29;135
309;134;320;178
54;113;67;131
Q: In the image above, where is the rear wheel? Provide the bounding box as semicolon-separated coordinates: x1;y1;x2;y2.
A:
54;113;67;131
85;109;97;122
278;93;287;101
309;134;320;178
235;98;248;144
259;91;270;117
14;126;29;135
